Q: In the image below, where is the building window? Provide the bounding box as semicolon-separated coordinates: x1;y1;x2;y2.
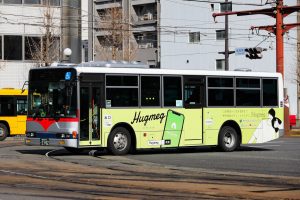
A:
220;2;232;12
24;0;41;4
141;76;160;107
189;32;200;43
164;76;182;107
43;0;60;6
25;36;41;60
216;59;225;71
216;30;225;40
4;35;22;60
3;0;22;4
210;4;215;12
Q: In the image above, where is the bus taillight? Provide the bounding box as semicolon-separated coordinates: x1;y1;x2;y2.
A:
72;131;78;139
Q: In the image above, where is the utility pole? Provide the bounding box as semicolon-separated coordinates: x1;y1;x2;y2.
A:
224;0;229;71
213;0;300;134
88;0;94;62
298;0;300;120
213;0;300;78
61;0;82;63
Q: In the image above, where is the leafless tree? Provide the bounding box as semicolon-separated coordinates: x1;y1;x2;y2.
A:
26;1;61;67
95;7;137;61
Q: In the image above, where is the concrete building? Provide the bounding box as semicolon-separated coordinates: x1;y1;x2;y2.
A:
90;0;299;117
0;0;81;89
0;0;62;88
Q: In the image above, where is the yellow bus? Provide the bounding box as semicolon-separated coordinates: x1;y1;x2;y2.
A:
0;88;27;141
25;61;284;155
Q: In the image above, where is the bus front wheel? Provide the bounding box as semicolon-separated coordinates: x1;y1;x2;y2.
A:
108;127;131;155
0;123;8;141
218;126;238;152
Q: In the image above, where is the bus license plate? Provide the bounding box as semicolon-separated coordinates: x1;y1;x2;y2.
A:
40;139;49;146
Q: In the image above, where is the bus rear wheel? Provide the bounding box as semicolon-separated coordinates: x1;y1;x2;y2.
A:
108;127;131;155
218;126;238;152
0;123;8;141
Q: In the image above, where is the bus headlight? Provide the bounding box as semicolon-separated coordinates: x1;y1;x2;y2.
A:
26;132;36;138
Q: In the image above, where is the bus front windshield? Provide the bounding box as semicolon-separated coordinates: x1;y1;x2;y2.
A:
28;69;77;118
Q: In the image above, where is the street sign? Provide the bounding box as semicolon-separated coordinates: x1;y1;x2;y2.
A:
235;48;246;55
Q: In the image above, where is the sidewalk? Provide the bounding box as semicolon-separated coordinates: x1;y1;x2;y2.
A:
286;128;300;137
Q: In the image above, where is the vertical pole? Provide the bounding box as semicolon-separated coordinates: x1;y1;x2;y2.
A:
225;0;229;71
276;0;290;134
88;0;94;61
276;0;284;77
297;0;300;120
62;0;82;63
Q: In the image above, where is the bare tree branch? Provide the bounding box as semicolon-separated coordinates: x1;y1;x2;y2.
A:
95;7;137;61
26;2;61;67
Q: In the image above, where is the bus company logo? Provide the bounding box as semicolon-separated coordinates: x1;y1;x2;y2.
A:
131;111;165;126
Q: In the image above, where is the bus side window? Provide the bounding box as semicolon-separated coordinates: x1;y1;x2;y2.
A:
0;96;15;116
184;76;205;108
17;97;27;115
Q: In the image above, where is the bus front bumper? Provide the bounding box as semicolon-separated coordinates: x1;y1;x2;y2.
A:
25;138;78;148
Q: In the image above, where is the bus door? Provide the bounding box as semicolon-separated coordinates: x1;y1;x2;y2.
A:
183;76;206;145
79;82;102;146
16;96;27;134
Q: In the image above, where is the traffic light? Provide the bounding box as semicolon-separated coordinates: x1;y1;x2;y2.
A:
245;47;264;59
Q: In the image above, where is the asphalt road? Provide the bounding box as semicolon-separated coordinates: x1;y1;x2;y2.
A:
0;136;299;199
125;137;300;177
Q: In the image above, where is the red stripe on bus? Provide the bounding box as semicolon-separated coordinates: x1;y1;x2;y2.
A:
27;118;79;131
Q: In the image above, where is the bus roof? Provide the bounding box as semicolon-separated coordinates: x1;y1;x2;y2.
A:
0;88;28;96
74;67;281;77
32;61;282;78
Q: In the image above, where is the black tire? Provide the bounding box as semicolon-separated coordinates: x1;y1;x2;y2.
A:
218;126;238;152
108;127;131;155
0;123;8;141
64;147;84;154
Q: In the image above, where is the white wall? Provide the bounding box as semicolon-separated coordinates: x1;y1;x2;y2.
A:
0;4;61;89
160;0;298;115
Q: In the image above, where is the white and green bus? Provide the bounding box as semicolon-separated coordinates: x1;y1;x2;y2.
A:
25;61;284;155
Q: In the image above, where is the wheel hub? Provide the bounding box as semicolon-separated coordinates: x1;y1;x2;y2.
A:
224;132;235;148
113;132;128;151
0;128;4;137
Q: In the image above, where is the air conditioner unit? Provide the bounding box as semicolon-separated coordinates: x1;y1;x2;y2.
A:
138;44;147;49
143;13;153;20
146;43;153;48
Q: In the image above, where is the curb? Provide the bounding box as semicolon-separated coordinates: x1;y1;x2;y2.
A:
5;136;25;141
284;129;300;137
